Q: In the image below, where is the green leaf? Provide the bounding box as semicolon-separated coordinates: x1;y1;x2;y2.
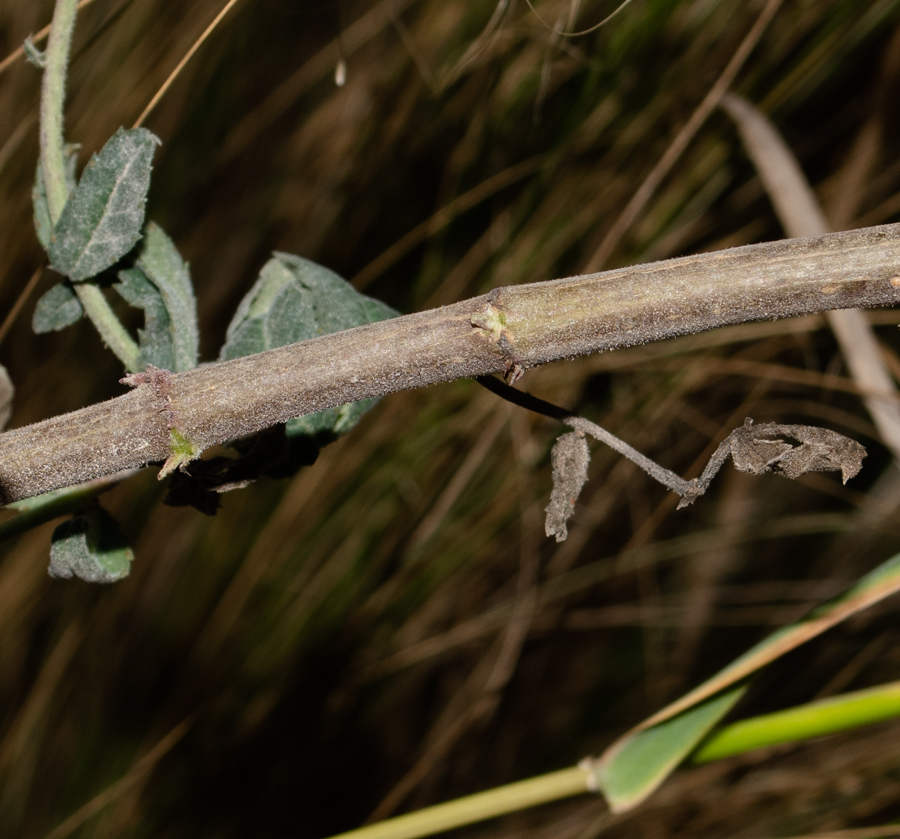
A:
114;225;198;372
23;35;46;69
220;253;399;437
592;549;900;811
33;144;79;251
48;128;160;282
595;687;746;812
48;506;134;584
132;223;199;371
116;268;175;369
32;282;84;333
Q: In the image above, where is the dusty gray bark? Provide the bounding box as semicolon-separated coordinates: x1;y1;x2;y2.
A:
2;223;900;505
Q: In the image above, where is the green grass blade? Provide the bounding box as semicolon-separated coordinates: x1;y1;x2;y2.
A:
321;679;900;839
323;767;591;839
592;686;746;813
693;680;900;763
594;550;900;811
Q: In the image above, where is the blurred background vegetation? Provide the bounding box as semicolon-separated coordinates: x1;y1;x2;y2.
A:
3;0;900;836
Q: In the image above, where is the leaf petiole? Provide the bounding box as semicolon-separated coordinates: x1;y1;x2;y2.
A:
73;284;142;372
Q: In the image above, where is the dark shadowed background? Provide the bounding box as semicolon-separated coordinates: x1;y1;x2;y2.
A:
2;0;900;836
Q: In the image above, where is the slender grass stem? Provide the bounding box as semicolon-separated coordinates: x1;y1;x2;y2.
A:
325;766;592;839
40;0;142;371
693;680;900;763
323;681;900;839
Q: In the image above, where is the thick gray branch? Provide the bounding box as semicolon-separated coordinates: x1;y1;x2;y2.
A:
2;224;900;504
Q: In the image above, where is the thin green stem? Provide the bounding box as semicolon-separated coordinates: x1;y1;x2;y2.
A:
74;284;143;372
325;767;591;839
318;679;900;839
40;0;78;225
320;681;900;839
40;0;143;372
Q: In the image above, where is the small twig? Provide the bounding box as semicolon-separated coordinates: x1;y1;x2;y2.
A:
477;376;867;520
476;375;699;501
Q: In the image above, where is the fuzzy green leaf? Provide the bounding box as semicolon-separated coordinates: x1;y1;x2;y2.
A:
23;35;46;69
33;144;79;251
134;223;198;371
115;224;199;371
116;268;175;369
48;128;160;281
32;282;84;333
220;253;398;438
48;506;134;584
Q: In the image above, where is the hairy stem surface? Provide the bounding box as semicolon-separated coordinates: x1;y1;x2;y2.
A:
40;0;143;371
2;224;900;504
40;0;78;224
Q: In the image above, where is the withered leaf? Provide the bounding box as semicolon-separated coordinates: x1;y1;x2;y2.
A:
726;419;865;484
478;376;867;532
545;431;590;542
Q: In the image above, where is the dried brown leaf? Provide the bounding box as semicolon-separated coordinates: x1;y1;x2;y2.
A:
726;419;866;484
545;431;590;542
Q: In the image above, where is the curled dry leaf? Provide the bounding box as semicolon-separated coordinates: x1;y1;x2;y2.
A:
678;418;866;509
727;420;866;483
545;431;590;542
478;378;867;529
